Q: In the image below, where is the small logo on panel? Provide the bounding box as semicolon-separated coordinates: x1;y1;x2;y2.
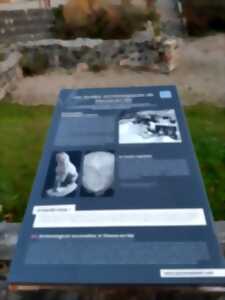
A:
160;91;172;99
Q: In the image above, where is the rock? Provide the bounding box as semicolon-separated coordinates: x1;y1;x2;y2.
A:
0;222;20;260
145;20;155;41
161;38;180;73
119;58;129;66
120;49;157;68
0;51;21;100
132;22;155;43
120;52;144;67
0;87;6;101
17;38;103;50
82;151;115;195
97;40;121;65
131;30;150;43
0;51;21;73
149;63;160;72
76;62;89;72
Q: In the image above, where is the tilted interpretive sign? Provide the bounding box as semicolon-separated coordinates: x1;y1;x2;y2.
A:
9;86;225;287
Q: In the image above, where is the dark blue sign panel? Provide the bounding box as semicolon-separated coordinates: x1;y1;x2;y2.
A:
9;86;225;286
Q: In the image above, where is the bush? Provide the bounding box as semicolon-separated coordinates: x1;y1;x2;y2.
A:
52;5;71;39
182;0;225;35
89;63;107;72
20;50;49;76
53;0;160;40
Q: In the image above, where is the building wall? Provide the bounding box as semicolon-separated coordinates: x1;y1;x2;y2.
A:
0;0;12;3
0;9;54;44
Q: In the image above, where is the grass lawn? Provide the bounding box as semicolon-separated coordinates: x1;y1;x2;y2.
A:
185;104;225;220
0;103;53;221
0;102;224;221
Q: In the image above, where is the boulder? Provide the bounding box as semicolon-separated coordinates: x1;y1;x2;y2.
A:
161;38;180;73
0;51;22;100
76;62;89;72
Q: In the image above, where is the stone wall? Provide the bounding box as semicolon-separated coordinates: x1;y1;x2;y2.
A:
0;51;22;100
0;9;54;44
16;33;180;73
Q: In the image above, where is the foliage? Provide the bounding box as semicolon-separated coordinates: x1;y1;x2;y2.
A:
0;102;224;221
53;0;160;39
181;0;225;35
52;5;70;39
89;64;107;72
0;52;5;62
20;50;49;76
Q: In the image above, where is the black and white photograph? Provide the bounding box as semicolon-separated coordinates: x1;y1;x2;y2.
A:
44;151;81;198
81;151;115;197
119;109;182;144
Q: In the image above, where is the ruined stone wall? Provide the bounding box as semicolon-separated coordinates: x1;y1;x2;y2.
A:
0;33;180;99
16;35;179;73
0;51;22;100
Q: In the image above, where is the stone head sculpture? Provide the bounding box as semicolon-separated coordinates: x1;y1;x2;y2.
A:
82;151;115;196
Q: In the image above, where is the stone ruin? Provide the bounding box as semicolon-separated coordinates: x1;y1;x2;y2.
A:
14;33;179;72
0;51;22;100
0;21;180;100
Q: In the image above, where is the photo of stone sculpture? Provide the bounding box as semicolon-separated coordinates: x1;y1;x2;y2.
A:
46;152;79;197
119;109;182;144
81;151;115;197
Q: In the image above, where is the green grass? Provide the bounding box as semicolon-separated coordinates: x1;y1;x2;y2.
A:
0;102;53;221
0;102;224;221
185;104;225;220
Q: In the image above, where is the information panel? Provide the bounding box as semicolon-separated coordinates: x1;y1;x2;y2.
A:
9;86;225;286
